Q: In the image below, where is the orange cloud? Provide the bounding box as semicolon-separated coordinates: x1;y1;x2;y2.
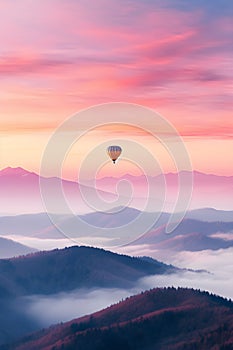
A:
1;0;232;175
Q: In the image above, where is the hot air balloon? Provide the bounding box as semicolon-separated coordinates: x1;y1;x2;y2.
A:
107;145;122;164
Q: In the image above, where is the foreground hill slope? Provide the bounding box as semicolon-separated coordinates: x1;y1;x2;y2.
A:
6;288;233;350
0;246;175;296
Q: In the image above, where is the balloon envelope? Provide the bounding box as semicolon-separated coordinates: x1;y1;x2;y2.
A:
107;145;122;163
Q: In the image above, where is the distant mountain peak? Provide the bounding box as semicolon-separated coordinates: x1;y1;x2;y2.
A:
1;166;232;181
0;167;35;177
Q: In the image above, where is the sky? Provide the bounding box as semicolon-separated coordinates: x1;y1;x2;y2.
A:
1;0;233;178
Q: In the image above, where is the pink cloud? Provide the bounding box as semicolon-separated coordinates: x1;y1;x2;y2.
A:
0;0;232;140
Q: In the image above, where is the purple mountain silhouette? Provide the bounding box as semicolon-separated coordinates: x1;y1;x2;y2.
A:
0;167;117;215
1;167;233;215
89;171;233;211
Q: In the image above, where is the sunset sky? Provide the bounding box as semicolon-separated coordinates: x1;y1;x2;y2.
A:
1;0;233;178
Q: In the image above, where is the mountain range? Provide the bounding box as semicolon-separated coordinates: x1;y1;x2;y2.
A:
0;208;232;253
1;167;233;347
83;170;233;211
0;167;117;215
1;167;233;215
131;218;233;251
4;287;233;350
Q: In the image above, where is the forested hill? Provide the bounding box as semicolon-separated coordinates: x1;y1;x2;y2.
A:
5;287;233;350
0;246;175;296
